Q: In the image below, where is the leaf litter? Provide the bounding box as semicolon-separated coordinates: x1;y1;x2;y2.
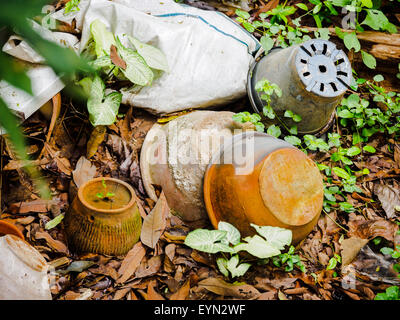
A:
1;0;400;301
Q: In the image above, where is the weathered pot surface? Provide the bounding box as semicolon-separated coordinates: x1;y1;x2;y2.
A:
65;177;142;256
203;132;324;244
248;39;352;134
0;234;51;300
0;220;24;239
140;110;254;222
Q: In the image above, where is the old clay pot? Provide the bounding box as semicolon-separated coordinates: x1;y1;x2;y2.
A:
65;177;142;256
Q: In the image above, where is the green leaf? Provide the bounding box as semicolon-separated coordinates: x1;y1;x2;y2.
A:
90;19;116;58
218;221;241;246
346;146;361;157
87;75;122;126
326;257;337;270
236;9;250;20
333;167;350;180
337;109;354;118
243;21;255;33
184;229;234;254
361;50;376;69
216;257;229;277
89;55;113;70
251;224;292;250
0;52;32;94
362;9;389;31
293;114;302;122
260;35;274;54
343;32;360;52
78;77;93;97
360;0;373;8
296;3;308;10
363;145;376;153
234;235;281;259
45;214;65;230
129;36;169;72
284;110;294;118
226;255;251;278
64;0;81;14
284;136;302;146
335;26;345;40
385;286;400;300
18;22;92;77
267;124;281;138
289;126;298;135
313;3;322;14
0;97;27;160
373;74;384;82
116;37;154;86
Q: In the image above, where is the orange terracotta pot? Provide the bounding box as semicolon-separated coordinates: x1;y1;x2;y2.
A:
0;220;24;240
203;132;324;244
65;177;142;256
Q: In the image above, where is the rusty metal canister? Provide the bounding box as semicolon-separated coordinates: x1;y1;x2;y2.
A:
203;131;324;244
248;39;352;134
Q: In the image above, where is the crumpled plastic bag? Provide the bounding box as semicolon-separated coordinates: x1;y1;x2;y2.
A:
0;20;79;133
1;0;260;126
58;0;259;114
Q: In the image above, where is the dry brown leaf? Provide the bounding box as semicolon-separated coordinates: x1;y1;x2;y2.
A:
257;291;276;300
349;218;398;242
110;44;127;70
198;278;260;299
117;242;146;283
3;158;50;171
254;276;297;291
9;199;59;214
394;143;400;168
72;156;97;188
90;265;119;281
147;281;165;300
284;287;309;295
374;184;400;219
140;192;169;248
35;231;69;254
44;143;72;175
135;255;162;278
87;126;107;159
165;243;176;261
169;279;190;300
341;237;369;266
15;216;35;225
113;288;131;300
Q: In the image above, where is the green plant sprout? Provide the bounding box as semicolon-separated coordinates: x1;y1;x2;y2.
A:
96;179;116;201
184;221;306;279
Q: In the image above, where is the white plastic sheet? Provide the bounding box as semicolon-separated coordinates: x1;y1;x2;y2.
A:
0;21;79;133
1;0;260;122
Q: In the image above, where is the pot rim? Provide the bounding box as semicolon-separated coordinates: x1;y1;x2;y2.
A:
247;46;284;114
78;177;136;214
0;220;24;240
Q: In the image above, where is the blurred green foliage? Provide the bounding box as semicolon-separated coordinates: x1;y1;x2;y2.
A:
0;0;91;197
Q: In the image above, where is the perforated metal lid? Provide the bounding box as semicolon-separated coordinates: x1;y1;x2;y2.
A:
295;39;352;98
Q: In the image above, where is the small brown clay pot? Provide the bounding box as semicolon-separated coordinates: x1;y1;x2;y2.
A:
203;132;323;244
0;220;24;240
65;177;142;256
